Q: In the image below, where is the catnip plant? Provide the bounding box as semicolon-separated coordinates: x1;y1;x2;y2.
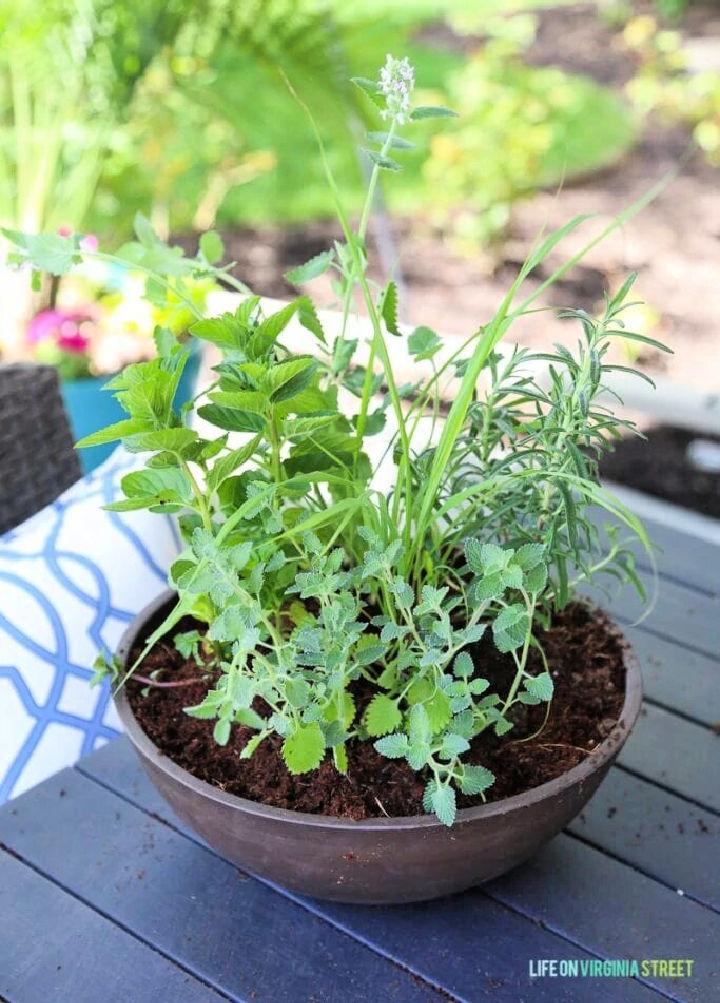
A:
5;55;669;825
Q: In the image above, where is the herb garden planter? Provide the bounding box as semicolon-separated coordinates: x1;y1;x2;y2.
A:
115;590;641;904
11;53;662;911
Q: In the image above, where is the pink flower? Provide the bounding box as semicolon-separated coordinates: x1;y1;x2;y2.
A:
27;309;93;354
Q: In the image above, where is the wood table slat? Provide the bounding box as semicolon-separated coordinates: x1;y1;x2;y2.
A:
79;741;660;1003
638;519;720;597
0;769;444;1003
568;768;720;912
486;835;720;1002
619;704;720;813
0;851;230;1003
622;627;719;728
592;510;720;597
583;575;720;661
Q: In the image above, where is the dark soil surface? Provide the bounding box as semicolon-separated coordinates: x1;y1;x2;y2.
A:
600;424;720;518
128;602;628;820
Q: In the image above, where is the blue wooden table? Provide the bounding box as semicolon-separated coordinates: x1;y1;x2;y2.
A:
1;515;718;1002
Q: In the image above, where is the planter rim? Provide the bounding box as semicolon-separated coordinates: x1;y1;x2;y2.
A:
115;588;642;832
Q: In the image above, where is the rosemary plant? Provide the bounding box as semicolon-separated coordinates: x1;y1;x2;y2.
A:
5;56;669;825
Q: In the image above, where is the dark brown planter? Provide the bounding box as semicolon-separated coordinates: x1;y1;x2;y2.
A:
115;589;642;905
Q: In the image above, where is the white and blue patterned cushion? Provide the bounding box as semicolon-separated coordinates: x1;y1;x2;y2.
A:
0;448;180;802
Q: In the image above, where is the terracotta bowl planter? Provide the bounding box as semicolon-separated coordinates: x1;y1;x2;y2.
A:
115;590;642;905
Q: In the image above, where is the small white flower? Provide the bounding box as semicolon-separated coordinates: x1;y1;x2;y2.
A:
378;53;415;124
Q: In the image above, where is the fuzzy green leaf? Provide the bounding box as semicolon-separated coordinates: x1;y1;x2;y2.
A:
3;229;79;275
524;672;554;703
464;538;483;574
350;76;384;107
423;780;456;826
459;765;495;796
269;357;317;403
408;325;442;361
213;719;232;746
285;678;311;709
379;281;400;335
282;722;325;774
285;250;333;285
374;733;409;759
440;733;470;759
366;131;415;150
453;652;474;679
515;543;545;571
492;604;529;653
297;296;326;344
525;563;548;595
364;694;402;737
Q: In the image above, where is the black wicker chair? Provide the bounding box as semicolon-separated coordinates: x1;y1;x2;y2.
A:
0;363;81;535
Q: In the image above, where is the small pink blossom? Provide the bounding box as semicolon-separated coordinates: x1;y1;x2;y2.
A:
27;308;94;354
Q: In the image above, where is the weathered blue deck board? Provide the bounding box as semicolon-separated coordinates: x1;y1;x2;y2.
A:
87;738;717;1000
637;519;719;597
485;835;720;1002
585;575;720;661
568;768;719;912
618;704;720;814
592;510;720;597
0;851;231;1003
283;888;659;1003
75;745;658;1003
0;769;445;1003
621;627;718;728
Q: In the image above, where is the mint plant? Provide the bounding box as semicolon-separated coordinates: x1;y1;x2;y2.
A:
5;55;668;826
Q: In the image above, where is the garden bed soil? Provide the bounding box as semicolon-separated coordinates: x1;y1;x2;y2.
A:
127;602;627;821
599;424;720;519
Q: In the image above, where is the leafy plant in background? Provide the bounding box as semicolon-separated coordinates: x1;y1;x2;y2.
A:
0;0;200;357
0;0;197;237
6;56;667;825
621;14;720;165
422;13;637;247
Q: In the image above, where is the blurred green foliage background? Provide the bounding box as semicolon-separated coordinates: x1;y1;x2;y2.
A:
0;0;711;250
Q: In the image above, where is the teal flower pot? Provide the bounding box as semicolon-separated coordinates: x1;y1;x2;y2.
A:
60;342;202;473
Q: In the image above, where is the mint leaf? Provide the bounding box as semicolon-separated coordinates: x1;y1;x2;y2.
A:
423;780;456;826
285;250;333;285
282;722;325;774
374;733;409;759
379;281;399;335
524;672;554;703
492;604;529;653
459;765;495;796
364;694;402;737
408;325;441;361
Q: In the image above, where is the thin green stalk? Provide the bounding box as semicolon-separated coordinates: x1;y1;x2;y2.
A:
282;72;414;551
